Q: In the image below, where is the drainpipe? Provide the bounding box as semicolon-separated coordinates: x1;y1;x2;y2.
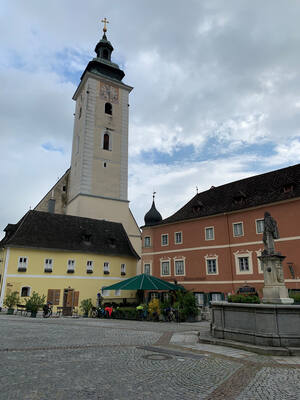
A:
0;247;10;307
225;214;235;294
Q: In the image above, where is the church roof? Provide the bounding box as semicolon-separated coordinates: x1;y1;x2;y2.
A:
156;163;300;226
0;211;139;259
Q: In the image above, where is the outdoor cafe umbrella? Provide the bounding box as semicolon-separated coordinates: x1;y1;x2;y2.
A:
103;273;184;291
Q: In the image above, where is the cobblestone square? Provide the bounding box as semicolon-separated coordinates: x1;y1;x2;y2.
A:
0;315;299;399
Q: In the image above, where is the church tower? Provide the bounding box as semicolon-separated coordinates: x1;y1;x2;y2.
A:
66;20;141;258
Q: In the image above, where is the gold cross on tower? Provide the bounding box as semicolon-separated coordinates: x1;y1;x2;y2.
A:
101;17;109;33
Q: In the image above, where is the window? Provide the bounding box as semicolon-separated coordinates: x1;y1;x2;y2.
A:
87;260;93;273
239;257;249;272
174;259;185;276
161;234;168;246
67;259;75;273
78;106;82;119
234;250;253;274
21;286;31;297
256;219;264;234
211;293;223;302
101;287;109;296
105;102;112;115
18;257;28;272
174;232;182;244
150;292;159;299
144;263;151;275
47;289;60;305
103;133;110;150
233;222;244;237
194;293;204;306
161;260;170;276
205;227;214;240
121;263;126;275
44;259;53;272
206;258;218;275
144;236;151;247
115;290;121;296
104;262;110;274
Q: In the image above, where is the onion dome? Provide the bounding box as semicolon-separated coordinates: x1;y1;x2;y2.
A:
144;193;162;226
81;18;125;82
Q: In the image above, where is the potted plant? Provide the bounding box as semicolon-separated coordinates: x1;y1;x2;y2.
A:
148;298;160;321
80;298;93;317
25;291;46;317
4;291;20;314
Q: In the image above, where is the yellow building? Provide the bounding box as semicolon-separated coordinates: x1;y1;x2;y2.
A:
0;210;139;313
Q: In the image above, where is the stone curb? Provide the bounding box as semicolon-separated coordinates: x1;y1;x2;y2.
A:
198;332;300;356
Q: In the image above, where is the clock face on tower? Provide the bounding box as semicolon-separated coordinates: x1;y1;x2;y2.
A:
100;83;119;104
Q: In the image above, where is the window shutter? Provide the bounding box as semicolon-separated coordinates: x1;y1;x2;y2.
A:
47;289;54;303
66;290;74;307
73;291;79;307
54;289;60;305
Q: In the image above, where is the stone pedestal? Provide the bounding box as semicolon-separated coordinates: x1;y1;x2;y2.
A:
262;286;294;304
259;253;294;304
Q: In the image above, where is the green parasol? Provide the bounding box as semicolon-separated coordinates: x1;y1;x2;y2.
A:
103;273;184;291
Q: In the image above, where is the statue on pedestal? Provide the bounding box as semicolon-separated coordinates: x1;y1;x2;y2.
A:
260;211;293;304
263;211;279;255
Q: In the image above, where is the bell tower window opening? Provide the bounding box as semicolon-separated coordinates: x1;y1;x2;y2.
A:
105;102;112;115
103;133;110;150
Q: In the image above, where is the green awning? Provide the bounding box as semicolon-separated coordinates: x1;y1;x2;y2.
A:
103;273;184;291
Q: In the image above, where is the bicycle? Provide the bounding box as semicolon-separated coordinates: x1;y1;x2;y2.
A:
43;302;53;318
91;306;105;318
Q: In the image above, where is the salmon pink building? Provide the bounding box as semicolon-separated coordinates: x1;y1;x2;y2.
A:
141;164;300;305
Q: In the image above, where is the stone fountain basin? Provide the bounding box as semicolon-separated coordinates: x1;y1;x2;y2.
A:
211;301;300;347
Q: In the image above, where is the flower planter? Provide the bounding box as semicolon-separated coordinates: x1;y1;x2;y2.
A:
30;311;37;318
7;308;14;315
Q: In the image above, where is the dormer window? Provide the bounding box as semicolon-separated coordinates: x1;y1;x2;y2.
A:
106;238;116;248
233;191;246;205
82;233;92;243
192;201;203;214
282;184;294;193
105;102;112;115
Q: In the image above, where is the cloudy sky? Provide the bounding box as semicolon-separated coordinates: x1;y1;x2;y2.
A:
1;0;300;235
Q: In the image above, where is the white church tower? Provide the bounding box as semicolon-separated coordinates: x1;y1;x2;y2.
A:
66;20;141;256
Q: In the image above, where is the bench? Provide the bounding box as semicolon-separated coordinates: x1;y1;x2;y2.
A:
15;304;27;316
55;306;79;317
56;306;63;317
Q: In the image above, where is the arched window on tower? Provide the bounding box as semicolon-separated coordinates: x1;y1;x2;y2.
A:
103;133;110;150
103;49;109;60
105;102;112;115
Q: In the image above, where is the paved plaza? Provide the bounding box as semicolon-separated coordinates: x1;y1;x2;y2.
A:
1;315;300;399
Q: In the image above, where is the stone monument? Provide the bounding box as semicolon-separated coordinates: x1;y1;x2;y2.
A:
259;212;294;304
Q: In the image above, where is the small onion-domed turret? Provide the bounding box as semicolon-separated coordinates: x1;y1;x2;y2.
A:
144;193;162;226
